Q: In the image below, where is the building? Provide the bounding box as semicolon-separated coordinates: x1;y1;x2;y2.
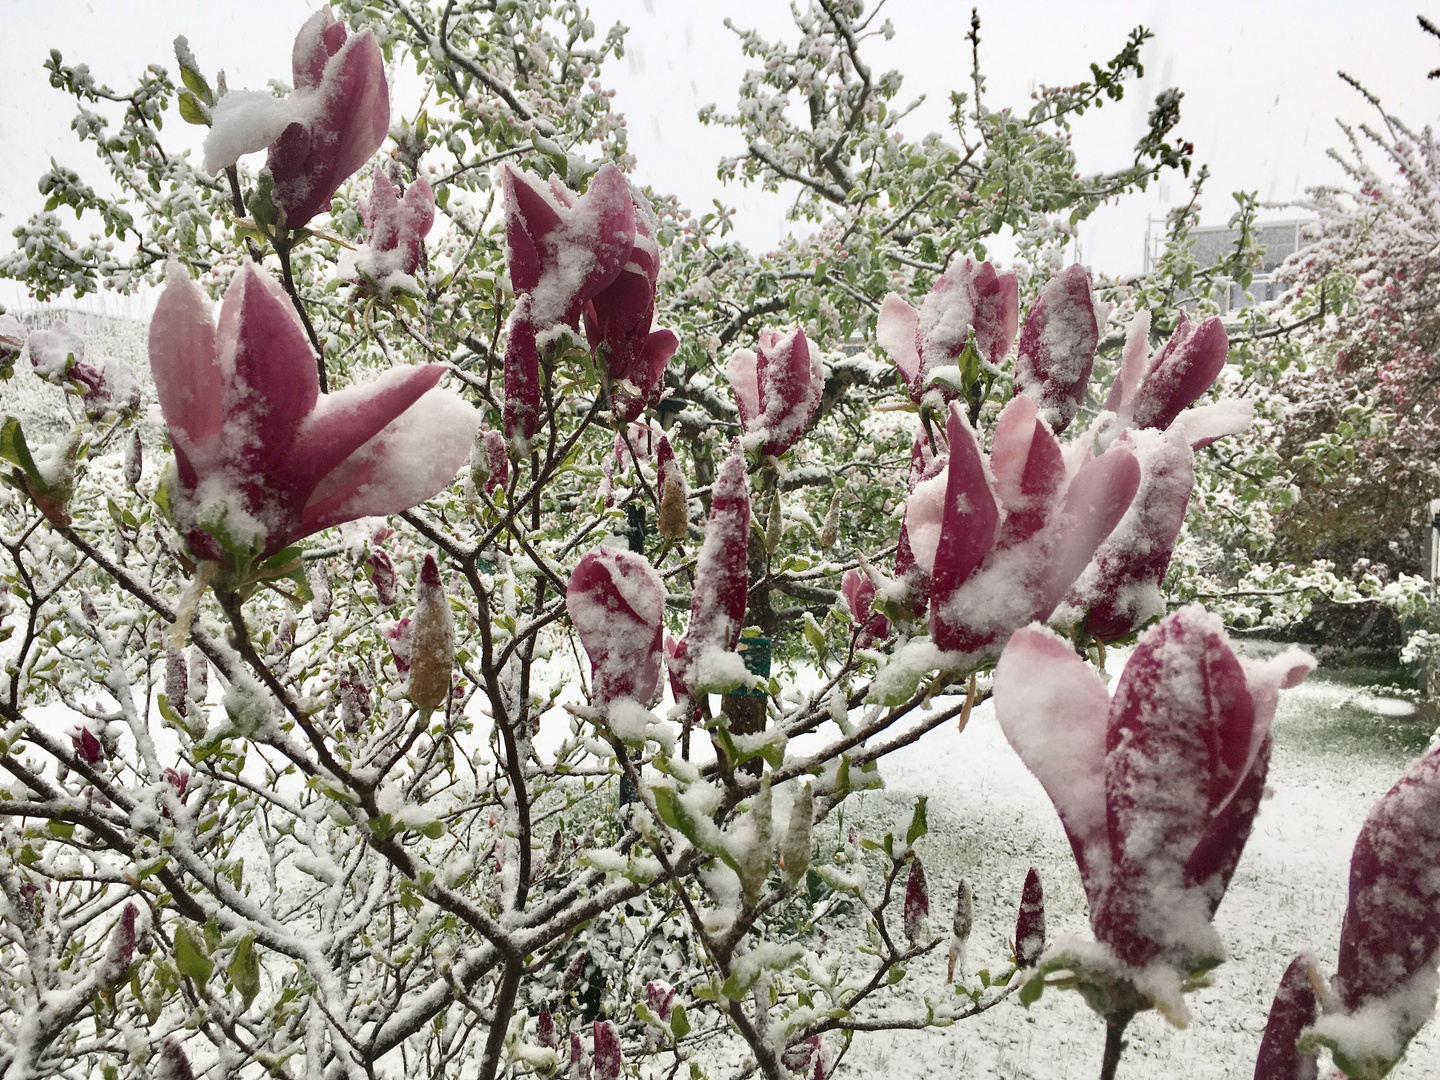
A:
1144;218;1313;323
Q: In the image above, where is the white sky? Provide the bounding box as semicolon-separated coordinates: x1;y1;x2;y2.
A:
2;0;1439;314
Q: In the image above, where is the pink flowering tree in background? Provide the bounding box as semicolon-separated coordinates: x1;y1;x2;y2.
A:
0;4;1437;1080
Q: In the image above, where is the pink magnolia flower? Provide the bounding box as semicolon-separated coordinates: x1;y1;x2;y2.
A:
877;256;1020;403
566;547;665;709
1104;310;1232;435
1253;954;1320;1080
645;979;677;1023
583;201;679;422
501;163;636;442
71;725;103;765
995;608;1314;985
358;170;435;281
676;441;751;689
149;261;476;565
1060;422;1195;641
725;327;823;458
894;427;945;620
903;397;1140;657
1013;264;1110;433
840;568;891;646
591;1020;623;1080
203;11;389;232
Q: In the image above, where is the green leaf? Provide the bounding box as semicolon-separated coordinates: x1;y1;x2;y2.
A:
46;820;74;840
228;934;260;1008
179;67;213;106
173;924;214;985
670;1003;690;1039
0;416;48;492
905;795;928;847
177;90;210;126
1018;974;1044;1006
421;820;445;840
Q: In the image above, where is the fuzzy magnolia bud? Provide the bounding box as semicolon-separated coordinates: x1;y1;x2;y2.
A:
123;429;143;489
101;902;138;986
548;828;563;868
818;490;840;550
407;555;455;710
469;429;491;494
592;1020;623;1080
765;491;783;554
903;857;929;943
947;878;974;983
537;1010;558;1049
338;662;372;732
308;564;332;623
739;776;774;905
646;979;676;1022
780;783;813;889
658;476;688;540
369;549;398;607
156;1037;197;1080
165;647;188;718
1014;866;1045;968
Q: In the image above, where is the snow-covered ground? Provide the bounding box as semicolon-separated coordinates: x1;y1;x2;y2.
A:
836;651;1440;1079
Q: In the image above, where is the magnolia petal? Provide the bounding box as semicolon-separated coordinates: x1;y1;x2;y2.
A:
1130;314;1230;432
1103;309;1153;417
503;318;541;443
202;90;309;176
682;441;750;680
752;327;822;457
292;8;348;89
877;293;922;397
725;348;761;430
1014;264;1102;433
1254;954;1321;1080
1177;398;1254;449
995;624;1113;910
567;547;666;708
149;262;223;458
932;402;999;606
298;387;477;535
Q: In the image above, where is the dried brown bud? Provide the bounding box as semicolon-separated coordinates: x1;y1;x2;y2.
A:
407;554;455;710
658;476;688;540
123;429;143;489
819;490;841;550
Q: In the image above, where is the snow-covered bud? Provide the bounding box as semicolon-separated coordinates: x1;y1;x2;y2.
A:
566;547;665;710
358;169;434;282
307;563;332;623
369;549;398;607
72;726;103;766
1014;867;1045;968
565;950;588;986
765;491;783;554
592;1020;622;1080
156;1036;197;1080
0;313;25;376
1104;311;1230;433
101;902;138;986
646;979;676;1023
123;429;143;489
782;1035;826;1077
903;857;929;944
469;430;491;495
678;441;751;690
877;256;1020;404
947;878;973;983
658;476;688;540
1253;954;1320;1080
537;1010;558;1049
1013;264;1108;433
739;776;774;905
818;489;840;551
841;568;891;647
408;555;455;710
780;782;814;889
27;324;83;383
165;647;188;718
165;767;190;802
186;647;208;708
384;617;414;677
338;662;372;732
568;1030;590;1080
726;327;824;458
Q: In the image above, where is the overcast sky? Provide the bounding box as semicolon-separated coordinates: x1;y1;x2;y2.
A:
3;1;1439;314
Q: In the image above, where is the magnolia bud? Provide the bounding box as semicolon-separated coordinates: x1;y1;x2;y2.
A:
156;1036;197;1080
765;492;783;554
308;564;332;623
947;878;973;983
645;979;676;1022
565;950;588;986
338;663;372;733
1014;866;1045;968
165;767;190;802
123;429;143;489
186;647;208;707
537;1010;558;1049
101;902;138;986
658;476;688;540
780;783;813;889
166;647;188;718
72;726;103;765
408;555;455;710
484;430;509;496
739;776;774;906
819;490;840;550
592;1020;622;1080
548;828;563;868
369;549;398;607
568;1030;589;1080
903;857;929;944
469;429;490;494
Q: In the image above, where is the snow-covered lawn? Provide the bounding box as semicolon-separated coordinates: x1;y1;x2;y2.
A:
836;649;1440;1078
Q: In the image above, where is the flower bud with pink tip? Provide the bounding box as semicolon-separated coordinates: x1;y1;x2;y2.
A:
407;554;455;710
1253;954;1320;1080
677;441;751;689
995;607;1314;1011
566;547;665;709
1015;867;1046;968
904;857;930;944
101;903;138;986
1105;311;1231;435
878;256;1019;404
1013;264;1109;434
592;1020;623;1080
359;170;435;282
725;328;823;458
841;568;890;646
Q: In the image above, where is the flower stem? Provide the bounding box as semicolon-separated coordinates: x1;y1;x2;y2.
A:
1100;1010;1134;1080
276;240;328;393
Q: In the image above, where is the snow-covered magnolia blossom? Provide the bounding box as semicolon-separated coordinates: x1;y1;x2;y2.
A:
203;10;389;231
995;608;1314;1000
1015;867;1046;968
1254;954;1320;1080
903;397;1139;656
725;327;824;458
358;170;435;283
676;441;750;690
566;546;665;709
1103;310;1232;437
841;567;890;646
1013;263;1109;433
500;163;635;441
583;198;678;422
149;261;476;564
877;256;1019;403
1306;744;1440;1077
1060;422;1195;641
